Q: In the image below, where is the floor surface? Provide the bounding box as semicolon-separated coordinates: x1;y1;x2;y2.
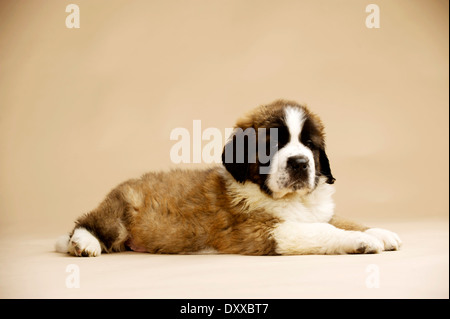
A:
0;219;448;299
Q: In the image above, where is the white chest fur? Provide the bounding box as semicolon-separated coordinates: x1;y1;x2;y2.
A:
226;177;335;223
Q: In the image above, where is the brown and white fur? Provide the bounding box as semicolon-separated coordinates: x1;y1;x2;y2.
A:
55;100;401;257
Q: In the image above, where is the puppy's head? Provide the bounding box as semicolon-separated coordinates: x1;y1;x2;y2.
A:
222;100;335;198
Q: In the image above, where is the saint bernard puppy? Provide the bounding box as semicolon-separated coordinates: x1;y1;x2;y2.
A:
56;99;401;257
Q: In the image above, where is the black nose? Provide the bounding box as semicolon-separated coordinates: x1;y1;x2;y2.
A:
287;155;309;170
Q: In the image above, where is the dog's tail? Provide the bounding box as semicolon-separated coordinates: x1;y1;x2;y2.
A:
55;234;70;254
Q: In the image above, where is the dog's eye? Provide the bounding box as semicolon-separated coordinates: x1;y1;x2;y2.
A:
306;140;315;148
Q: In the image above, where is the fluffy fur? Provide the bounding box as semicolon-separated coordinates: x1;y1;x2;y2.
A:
56;99;401;256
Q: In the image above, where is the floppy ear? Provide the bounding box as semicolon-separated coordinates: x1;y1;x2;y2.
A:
319;148;336;184
221;128;256;183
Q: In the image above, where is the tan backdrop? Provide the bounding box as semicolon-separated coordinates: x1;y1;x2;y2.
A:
0;0;448;236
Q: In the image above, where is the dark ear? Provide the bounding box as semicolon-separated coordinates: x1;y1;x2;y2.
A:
319;148;336;184
221;128;256;183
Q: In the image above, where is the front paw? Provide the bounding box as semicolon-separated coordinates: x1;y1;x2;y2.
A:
365;228;402;251
69;228;102;257
343;231;384;254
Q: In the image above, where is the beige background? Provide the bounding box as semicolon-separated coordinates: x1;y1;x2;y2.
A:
0;0;448;298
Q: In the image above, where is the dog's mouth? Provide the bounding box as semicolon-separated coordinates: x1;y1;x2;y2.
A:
291;181;309;191
286;168;314;188
270;177;313;199
290;179;315;195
